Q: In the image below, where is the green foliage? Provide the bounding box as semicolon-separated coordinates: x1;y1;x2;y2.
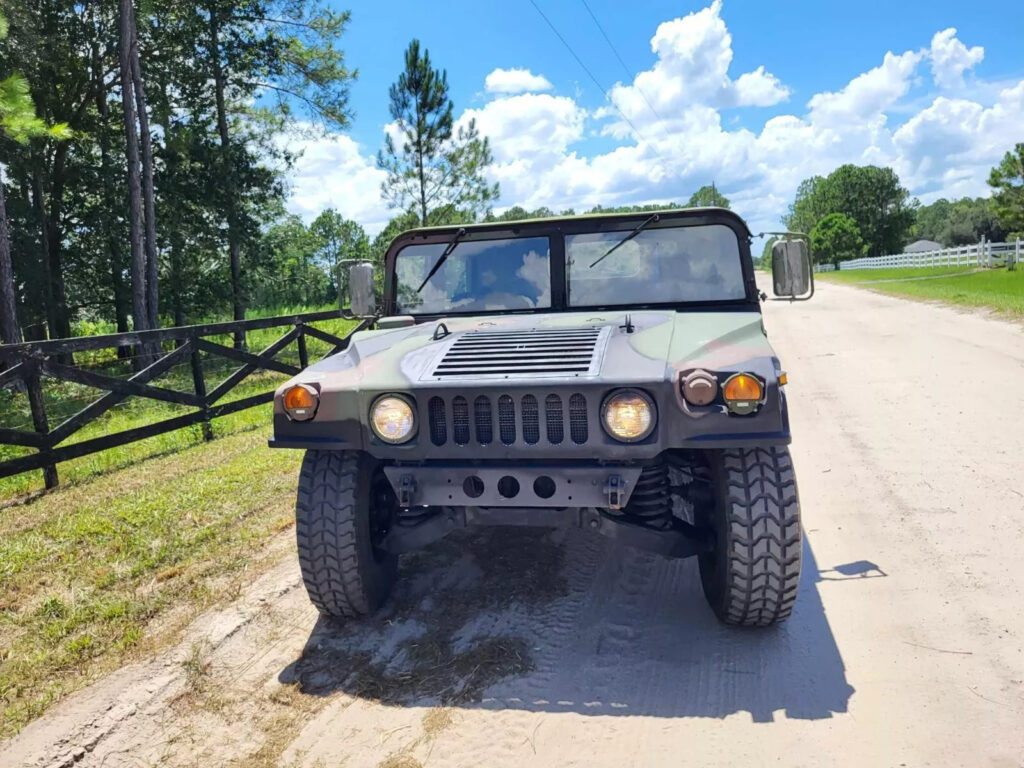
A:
810;213;865;267
0;72;69;143
309;208;369;305
377;39;499;226
0;1;357;337
784;165;915;256
988;143;1024;239
913;197;1006;246
686;185;730;209
585;202;682;214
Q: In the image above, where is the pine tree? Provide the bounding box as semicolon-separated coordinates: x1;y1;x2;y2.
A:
0;11;70;344
378;39;498;226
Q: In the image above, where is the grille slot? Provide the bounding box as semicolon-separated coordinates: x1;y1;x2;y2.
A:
426;393;586;447
433;327;603;377
474;396;493;444
428;397;446;446
545;394;564;444
521;395;540;444
569;393;588;444
498;395;516;445
452;396;470;445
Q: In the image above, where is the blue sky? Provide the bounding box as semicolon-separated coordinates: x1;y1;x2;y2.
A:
284;0;1024;235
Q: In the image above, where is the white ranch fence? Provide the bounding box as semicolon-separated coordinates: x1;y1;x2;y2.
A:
814;238;1021;273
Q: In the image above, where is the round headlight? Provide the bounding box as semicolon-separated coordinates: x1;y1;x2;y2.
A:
370;395;416;444
601;389;655;442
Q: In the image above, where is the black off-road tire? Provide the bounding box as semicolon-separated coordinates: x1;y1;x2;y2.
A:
698;446;802;627
295;450;397;618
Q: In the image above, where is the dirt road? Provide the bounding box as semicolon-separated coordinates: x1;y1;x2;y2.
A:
5;279;1024;768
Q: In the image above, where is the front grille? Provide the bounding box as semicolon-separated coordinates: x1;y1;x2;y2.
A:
522;395;540;444
452;396;470;445
426;393;589;447
569;393;588;444
498;395;516;445
429;397;446;446
432;327;604;378
474;396;493;444
545;394;564;444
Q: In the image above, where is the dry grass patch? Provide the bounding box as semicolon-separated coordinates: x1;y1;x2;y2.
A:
421;707;454;738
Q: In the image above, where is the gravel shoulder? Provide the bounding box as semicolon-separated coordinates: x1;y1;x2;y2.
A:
5;278;1024;768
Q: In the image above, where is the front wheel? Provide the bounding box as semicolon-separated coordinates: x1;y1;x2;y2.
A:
698;446;802;627
295;451;397;619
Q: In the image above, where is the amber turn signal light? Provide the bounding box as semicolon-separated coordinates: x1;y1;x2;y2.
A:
722;373;763;415
283;384;318;421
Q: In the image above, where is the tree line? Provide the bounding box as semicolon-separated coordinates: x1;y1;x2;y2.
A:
783;151;1024;268
0;1;357;350
0;0;737;352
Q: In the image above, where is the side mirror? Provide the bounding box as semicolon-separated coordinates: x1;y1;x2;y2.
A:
349;262;376;317
771;239;813;299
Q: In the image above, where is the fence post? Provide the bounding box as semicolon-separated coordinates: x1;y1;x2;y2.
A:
25;365;58;489
297;326;309;370
189;346;214;442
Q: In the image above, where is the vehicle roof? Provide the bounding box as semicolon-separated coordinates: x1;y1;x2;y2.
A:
393;206;752;243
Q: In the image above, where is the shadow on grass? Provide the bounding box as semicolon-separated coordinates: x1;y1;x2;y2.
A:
280;526;854;723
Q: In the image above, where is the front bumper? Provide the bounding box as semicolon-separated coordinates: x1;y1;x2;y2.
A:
382;463;644;509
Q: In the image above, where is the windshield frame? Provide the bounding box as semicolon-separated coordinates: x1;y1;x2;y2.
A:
384;209;758;319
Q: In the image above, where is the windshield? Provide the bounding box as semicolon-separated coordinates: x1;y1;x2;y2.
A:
395;237;551;314
566;224;745;306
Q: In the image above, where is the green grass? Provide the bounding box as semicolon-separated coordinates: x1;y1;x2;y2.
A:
0;316;356;499
0;426;304;738
818;266;1024;317
0;309;355;735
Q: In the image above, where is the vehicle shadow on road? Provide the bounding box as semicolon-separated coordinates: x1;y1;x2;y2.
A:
279;526;854;723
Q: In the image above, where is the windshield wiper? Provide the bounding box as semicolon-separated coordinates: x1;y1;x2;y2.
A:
589;213;660;268
416;228;466;293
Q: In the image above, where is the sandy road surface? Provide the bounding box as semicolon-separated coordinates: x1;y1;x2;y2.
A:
5;279;1024;768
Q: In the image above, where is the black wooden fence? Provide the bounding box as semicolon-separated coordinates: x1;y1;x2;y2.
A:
0;310;369;489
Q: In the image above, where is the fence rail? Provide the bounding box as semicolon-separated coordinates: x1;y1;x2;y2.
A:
0;310;368;489
814;239;1021;272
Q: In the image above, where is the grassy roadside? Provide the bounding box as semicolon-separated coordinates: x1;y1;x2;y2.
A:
818;266;1024;318
0;316;356;499
0;425;303;738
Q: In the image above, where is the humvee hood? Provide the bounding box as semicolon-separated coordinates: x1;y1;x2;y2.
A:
290;310;770;393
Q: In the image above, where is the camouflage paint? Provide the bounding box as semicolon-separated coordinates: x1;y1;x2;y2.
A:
271;208;790;460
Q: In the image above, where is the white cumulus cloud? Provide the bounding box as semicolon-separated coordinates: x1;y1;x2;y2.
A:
929;27;984;90
283;133;388;234
284;7;1017;238
484;67;554;94
603;0;789;140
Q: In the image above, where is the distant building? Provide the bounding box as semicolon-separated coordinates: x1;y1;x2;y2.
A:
903;239;943;253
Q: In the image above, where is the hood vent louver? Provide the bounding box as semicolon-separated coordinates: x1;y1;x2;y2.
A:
431;327;606;378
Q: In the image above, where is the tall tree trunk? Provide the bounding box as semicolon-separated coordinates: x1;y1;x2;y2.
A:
46;144;73;342
95;54;131;356
29;167;57;340
0;182;22;345
128;4;159;330
170;230;186;328
416;139;427;226
209;8;245;349
119;0;149;366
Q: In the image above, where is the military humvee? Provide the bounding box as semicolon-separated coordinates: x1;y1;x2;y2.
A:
270;208;813;627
